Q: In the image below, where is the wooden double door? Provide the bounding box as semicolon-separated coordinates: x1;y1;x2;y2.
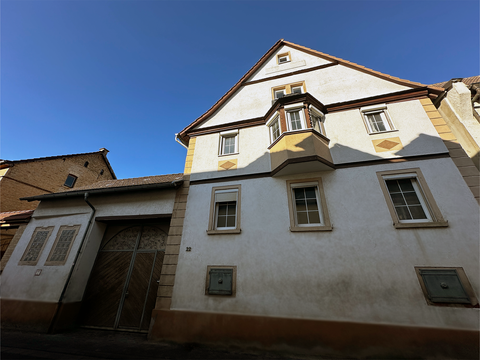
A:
80;225;167;331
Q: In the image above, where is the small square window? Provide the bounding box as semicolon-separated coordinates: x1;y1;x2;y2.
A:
277;52;291;64
286;179;332;232
415;267;478;307
205;266;237;296
291;85;303;94
207;185;241;235
19;226;54;265
274;88;286;99
360;105;395;134
377;168;448;229
64;174;77;188
219;130;238;156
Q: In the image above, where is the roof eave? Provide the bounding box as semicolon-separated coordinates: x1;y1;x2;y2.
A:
21;180;183;202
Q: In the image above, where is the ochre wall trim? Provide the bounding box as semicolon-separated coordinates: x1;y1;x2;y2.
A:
420;98;480;203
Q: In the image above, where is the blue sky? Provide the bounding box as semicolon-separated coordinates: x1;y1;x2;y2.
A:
2;0;478;179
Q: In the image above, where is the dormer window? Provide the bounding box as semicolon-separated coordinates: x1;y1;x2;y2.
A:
277;52;291;64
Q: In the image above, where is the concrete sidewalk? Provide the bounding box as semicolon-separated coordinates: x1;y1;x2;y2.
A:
1;328;319;360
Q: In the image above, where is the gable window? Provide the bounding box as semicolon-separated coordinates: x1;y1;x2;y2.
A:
64;174;77;188
377;168;448;228
19;226;54;265
45;225;81;266
360;104;395;134
219;130;238;156
277;52;291;64
271;82;306;101
415;267;478;307
286;178;332;232
207;185;241;234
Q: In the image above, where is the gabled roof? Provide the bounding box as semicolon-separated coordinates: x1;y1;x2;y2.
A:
0;148;117;179
432;76;480;88
21;173;184;201
177;39;442;144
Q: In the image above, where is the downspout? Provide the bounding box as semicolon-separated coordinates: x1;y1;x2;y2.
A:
175;133;188;149
48;192;96;333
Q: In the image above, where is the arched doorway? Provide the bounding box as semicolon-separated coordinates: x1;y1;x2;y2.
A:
80;225;167;331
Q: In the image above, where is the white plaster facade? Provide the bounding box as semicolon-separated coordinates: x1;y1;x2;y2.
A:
1;189;176;306
172;41;480;346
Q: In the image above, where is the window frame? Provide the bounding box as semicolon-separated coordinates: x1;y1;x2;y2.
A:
205;265;237;296
207;185;241;235
414;267;478;307
360;104;396;134
64;174;78;188
309;105;326;136
271;82;306;100
266;112;282;144
277;52;291;64
285;103;307;131
45;225;81;266
218;130;239;156
286;178;332;232
18;226;54;266
376;168;448;229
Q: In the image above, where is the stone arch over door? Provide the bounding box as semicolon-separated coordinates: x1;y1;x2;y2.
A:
80;224;167;331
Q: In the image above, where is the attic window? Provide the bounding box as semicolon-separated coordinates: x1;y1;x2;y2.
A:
277;52;291;64
64;174;77;188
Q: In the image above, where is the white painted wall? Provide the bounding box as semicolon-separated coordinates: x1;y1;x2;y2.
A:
1;189;177;303
197;53;410;130
247;45;333;83
327;99;448;164
190;99;448;180
174;158;479;330
190;126;271;181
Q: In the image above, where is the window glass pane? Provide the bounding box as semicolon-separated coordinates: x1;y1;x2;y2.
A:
294;188;305;200
367;113;386;132
386;180;400;193
306;199;318;211
304;187;316;199
395;206;412;220
410;205;427;219
275;90;285;98
49;229;76;262
398;179;414;192
391;193;406;206
295;200;306;212
308;211;321;224
297;212;308;224
226;216;236;227
223;136;236;154
22;230;50;262
291;87;302;94
227;203;236;215
404;192;421;205
217;215;227;228
219;204;229;215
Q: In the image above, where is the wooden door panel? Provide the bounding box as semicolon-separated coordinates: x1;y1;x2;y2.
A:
118;252;154;329
141;251;164;330
79;251;132;328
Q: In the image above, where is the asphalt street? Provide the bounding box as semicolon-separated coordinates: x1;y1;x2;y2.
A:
1;327;326;360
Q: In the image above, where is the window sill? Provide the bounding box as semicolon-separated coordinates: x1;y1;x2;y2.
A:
206;229;241;235
368;129;398;136
290;225;333;232
394;221;448;229
218;153;239;157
